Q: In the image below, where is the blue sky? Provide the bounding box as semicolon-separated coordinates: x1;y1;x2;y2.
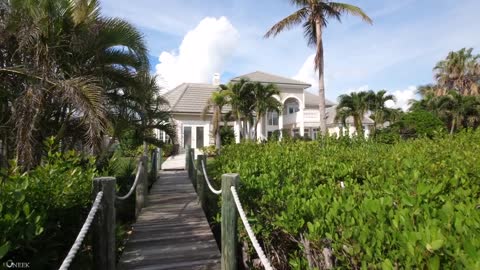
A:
100;0;480;109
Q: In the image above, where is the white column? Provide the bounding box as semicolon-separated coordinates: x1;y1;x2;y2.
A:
234;121;240;144
299;109;305;136
278;114;283;140
364;125;370;138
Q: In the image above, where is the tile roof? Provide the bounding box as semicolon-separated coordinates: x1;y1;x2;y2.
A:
326;106;374;126
231;71;311;87
164;83;230;114
304;92;335;107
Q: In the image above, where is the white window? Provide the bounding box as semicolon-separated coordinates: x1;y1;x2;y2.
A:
304;128;310;138
288;104;300;114
159;130;164;142
312;128;319;139
267;111;279;126
293;128;300;137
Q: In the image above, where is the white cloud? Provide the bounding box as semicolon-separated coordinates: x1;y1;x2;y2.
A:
155;16;239;90
293;54;318;90
385;86;417;111
345;85;370;94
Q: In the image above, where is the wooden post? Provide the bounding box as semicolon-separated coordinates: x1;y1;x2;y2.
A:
150;150;157;186
157;147;162;170
92;177;116;270
196;155;206;209
221;173;239;270
135;156;148;217
189;148;195;180
186;145;191;177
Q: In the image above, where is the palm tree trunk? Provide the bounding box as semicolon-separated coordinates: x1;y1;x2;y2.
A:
215;130;221;150
254;119;259;141
315;19;327;136
450;118;455;135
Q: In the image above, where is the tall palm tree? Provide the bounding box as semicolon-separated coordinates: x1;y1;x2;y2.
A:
437;90;480;134
336;91;370;136
265;0;372;135
202;86;230;150
368;90;395;133
434;48;480;96
251;82;282;140
0;0;150;168
224;78;255;140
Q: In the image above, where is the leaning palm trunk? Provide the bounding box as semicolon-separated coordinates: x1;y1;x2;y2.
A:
315;21;327;136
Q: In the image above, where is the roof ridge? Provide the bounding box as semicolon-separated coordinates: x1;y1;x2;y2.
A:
170;83;188;110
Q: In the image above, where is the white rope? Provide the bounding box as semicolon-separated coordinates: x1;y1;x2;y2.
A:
200;159;222;195
116;160;143;200
59;191;104;270
230;186;273;270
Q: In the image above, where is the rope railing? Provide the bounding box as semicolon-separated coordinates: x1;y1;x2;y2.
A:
116;159;143;200
230;186;273;270
58;147;162;270
200;159;222;195
59;191;104;270
190;152;272;270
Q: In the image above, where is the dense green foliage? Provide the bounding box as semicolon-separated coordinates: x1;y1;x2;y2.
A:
210;132;480;269
0;140;96;267
391;110;445;139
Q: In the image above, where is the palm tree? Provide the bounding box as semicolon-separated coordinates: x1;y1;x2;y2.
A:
224;78;255;140
0;0;151;168
265;0;372;136
434;48;480;96
368;90;395;133
251;82;282;140
336;91;370;136
437;90;480;134
202;86;230;150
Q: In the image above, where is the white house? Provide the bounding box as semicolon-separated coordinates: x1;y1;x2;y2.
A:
161;71;373;152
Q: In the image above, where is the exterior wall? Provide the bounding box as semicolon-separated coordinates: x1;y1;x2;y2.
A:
169;113;212;151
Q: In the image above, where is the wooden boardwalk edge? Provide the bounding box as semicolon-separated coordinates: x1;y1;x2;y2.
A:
118;170;221;270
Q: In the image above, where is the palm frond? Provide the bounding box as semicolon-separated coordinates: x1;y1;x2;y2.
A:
328;2;373;24
264;7;308;38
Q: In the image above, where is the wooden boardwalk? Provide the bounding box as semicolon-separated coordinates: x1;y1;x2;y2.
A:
118;170;221;270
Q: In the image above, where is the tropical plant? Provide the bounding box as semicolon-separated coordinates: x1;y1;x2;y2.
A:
209;131;480;269
434;48;480;96
367;90;395;133
0;0;169;169
336;91;371;136
437;90;480;134
202;86;230;150
394;110;445;139
265;0;372;135
224;79;255;140
251;82;282;140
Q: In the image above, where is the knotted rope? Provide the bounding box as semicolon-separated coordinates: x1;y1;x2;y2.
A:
200;159;222;195
230;186;273;270
58;191;103;270
116;159;143;200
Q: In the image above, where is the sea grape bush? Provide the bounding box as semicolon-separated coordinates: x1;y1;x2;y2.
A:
212;131;480;269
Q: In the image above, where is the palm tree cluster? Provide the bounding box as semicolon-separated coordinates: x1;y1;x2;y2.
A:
410;48;480;134
203;79;282;149
0;0;174;169
336;90;401;136
265;0;372;135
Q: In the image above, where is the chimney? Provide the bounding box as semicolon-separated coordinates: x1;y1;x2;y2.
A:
212;73;220;86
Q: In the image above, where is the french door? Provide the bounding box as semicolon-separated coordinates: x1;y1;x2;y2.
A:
183;125;205;149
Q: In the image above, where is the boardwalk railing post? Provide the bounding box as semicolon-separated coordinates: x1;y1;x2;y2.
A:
192;150;197;190
196;155;206;208
189;148;195;181
92;177;116;270
221;173;239;270
157;147;162;170
136;156;148;217
186;145;191;177
151;149;157;187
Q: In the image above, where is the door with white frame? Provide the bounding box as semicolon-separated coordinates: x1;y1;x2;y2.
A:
183;125;207;150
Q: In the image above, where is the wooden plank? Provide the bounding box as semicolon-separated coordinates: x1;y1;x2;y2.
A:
118;170;220;270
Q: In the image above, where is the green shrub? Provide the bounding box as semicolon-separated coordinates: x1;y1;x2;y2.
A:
161;144;174;158
201;145;217;157
220;126;236;145
212;131;480;269
394;110;445;138
0;138;97;267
